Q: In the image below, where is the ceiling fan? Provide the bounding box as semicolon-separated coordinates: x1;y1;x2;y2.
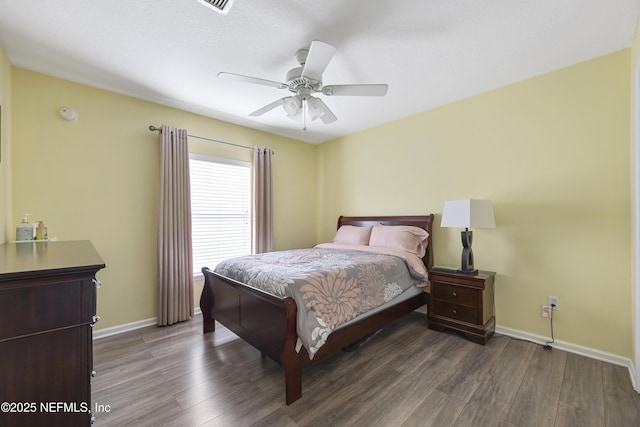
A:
218;40;388;129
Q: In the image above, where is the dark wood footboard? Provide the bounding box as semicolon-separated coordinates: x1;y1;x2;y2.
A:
200;267;304;403
199;275;216;334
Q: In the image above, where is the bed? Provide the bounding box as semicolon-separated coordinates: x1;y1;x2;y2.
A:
200;214;434;404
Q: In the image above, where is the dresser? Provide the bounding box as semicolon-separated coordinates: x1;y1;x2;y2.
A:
0;240;105;427
428;269;495;345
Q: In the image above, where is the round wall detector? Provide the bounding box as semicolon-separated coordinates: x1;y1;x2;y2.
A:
58;107;78;122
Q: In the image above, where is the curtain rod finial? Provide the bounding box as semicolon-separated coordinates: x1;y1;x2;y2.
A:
149;125;161;132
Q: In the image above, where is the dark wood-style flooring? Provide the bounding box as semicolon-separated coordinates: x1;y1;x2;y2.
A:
92;312;640;426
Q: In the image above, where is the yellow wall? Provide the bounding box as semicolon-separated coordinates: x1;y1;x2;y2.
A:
0;43;11;243
318;50;632;357
11;69;317;330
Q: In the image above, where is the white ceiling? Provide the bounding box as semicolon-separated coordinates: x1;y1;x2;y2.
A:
0;1;638;144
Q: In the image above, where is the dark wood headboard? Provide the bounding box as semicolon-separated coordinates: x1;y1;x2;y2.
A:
337;214;435;272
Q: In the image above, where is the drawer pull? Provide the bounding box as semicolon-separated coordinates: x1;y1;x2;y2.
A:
92;315;101;324
91;370;97;377
452;309;457;314
452;292;457;297
93;278;102;288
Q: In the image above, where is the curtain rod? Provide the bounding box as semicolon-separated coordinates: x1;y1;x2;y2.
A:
148;125;255;151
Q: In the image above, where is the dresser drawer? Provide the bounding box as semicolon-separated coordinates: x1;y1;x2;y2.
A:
431;281;479;307
431;299;479;324
0;325;92;425
0;278;96;341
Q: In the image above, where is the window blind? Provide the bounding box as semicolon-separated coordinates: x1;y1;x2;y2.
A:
190;154;251;277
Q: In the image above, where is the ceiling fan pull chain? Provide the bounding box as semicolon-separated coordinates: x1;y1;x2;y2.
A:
302;99;307;131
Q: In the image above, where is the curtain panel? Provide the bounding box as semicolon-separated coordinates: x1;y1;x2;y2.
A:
253;147;274;254
158;125;194;326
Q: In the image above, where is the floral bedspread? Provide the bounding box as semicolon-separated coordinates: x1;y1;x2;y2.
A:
214;247;427;358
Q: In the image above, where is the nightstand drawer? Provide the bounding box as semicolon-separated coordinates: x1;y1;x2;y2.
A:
431;300;478;324
431;282;478;307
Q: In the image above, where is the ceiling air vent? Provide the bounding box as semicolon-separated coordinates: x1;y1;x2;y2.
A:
197;0;235;15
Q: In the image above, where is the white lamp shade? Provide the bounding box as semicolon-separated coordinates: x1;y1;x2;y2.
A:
441;199;496;229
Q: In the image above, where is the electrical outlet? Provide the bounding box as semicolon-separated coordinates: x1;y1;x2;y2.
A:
548;296;559;311
542;305;552;318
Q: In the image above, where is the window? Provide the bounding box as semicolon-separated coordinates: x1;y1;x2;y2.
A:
190;154;251;277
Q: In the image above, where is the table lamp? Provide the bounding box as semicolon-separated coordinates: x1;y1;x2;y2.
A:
441;199;495;274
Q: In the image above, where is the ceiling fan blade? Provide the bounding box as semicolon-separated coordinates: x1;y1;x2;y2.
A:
314;98;337;124
218;72;287;89
249;98;285;116
322;84;388;96
301;40;336;82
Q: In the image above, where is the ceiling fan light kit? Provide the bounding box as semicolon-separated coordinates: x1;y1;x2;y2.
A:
283;96;303;121
306;97;325;121
218;40;388;127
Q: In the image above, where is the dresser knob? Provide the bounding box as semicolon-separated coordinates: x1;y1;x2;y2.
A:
452;292;457;297
91;370;97;377
93;278;102;288
452;309;458;314
92;315;101;324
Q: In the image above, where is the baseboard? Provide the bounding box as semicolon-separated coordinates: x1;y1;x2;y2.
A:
495;325;638;392
93;307;202;340
92;317;157;340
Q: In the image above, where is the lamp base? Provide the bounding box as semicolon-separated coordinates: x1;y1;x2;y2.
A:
459;229;477;274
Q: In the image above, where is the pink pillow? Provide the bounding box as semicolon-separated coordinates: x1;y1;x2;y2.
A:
332;225;372;246
369;225;429;257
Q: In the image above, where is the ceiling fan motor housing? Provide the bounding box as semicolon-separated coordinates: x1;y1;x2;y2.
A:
286;67;321;92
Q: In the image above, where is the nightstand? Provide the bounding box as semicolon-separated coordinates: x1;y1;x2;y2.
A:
428;269;496;345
